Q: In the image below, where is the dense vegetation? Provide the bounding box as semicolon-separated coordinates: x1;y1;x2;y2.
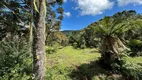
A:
0;0;142;80
63;10;142;80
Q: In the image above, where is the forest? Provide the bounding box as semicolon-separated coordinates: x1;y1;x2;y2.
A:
0;0;142;80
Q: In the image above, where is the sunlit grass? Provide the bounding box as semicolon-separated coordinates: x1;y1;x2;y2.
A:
46;46;100;80
125;56;142;64
46;46;100;68
46;46;142;80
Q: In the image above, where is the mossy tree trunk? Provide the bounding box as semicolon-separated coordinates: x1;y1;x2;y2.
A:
32;0;46;80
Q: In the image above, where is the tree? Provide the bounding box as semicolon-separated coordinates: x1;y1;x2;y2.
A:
31;0;46;79
94;10;142;68
45;2;64;45
81;24;100;48
0;0;64;79
0;0;32;40
31;0;64;79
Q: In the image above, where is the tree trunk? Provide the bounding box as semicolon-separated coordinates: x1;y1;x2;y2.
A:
32;0;46;80
101;36;127;54
100;36;127;68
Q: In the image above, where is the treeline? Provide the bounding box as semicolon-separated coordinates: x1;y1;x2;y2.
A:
66;10;142;79
67;10;142;56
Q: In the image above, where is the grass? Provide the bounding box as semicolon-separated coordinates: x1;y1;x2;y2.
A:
46;46;101;80
125;57;142;64
46;46;142;80
46;46;100;67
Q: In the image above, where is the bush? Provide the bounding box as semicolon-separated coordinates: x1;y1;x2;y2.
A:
72;42;78;49
108;56;142;80
46;43;60;54
80;44;86;49
46;46;56;54
0;38;33;80
99;50;142;80
46;64;72;80
121;58;142;80
128;39;142;56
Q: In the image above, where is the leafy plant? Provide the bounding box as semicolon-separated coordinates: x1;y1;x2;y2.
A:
94;10;142;68
0;38;32;79
121;57;142;80
128;39;142;56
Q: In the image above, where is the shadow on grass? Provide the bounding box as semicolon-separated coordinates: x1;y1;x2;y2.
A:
69;61;123;80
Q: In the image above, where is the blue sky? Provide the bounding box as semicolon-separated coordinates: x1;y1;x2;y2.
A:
61;0;142;30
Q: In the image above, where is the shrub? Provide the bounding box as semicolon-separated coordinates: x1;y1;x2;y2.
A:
109;56;142;80
121;59;142;80
99;49;142;80
46;64;72;80
80;44;86;49
0;38;32;79
46;43;60;54
72;42;78;48
128;39;142;56
46;46;56;54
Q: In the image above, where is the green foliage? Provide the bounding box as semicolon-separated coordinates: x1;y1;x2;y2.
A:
93;11;142;72
95;11;139;37
122;61;142;80
46;46;56;54
67;29;99;48
117;57;142;80
81;26;100;48
80;43;86;49
104;55;142;80
0;0;34;40
68;30;80;44
128;39;142;56
72;42;78;48
57;7;64;14
46;31;68;47
0;38;32;80
129;39;142;47
46;45;58;54
46;64;72;80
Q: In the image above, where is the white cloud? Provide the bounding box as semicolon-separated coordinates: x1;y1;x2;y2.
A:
64;12;71;17
74;0;114;16
117;0;142;6
63;0;67;3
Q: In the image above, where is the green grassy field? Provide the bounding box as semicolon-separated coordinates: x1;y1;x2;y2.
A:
46;46;142;80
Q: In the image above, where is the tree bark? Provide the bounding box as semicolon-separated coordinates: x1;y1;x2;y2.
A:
101;36;127;55
32;0;46;80
100;36;127;68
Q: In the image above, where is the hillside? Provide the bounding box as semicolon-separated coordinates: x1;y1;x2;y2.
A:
61;30;77;35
